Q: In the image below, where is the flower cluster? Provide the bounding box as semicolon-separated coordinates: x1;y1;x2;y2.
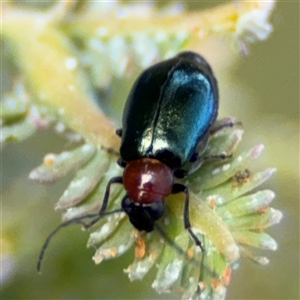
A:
30;118;281;299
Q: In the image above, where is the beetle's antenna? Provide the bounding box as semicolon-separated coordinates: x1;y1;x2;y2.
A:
154;223;217;278
37;209;123;273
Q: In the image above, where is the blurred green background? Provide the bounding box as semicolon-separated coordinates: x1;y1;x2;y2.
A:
2;1;299;299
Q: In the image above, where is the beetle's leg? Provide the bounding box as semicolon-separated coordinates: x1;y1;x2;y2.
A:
199;117;240;164
172;184;204;252
100;176;123;214
202;153;232;162
175;151;231;178
83;176;123;229
116;128;123;137
209;117;242;135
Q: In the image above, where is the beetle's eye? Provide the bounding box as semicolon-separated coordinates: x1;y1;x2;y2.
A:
121;196;134;215
145;200;165;221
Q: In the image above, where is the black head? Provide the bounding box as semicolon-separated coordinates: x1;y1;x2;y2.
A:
121;196;165;232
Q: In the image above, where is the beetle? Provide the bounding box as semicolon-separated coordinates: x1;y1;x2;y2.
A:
81;51;219;248
38;51;221;271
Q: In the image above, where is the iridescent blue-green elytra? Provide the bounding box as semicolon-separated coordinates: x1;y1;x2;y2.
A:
120;51;218;170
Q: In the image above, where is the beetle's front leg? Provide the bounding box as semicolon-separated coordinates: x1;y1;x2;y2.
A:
172;183;204;252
